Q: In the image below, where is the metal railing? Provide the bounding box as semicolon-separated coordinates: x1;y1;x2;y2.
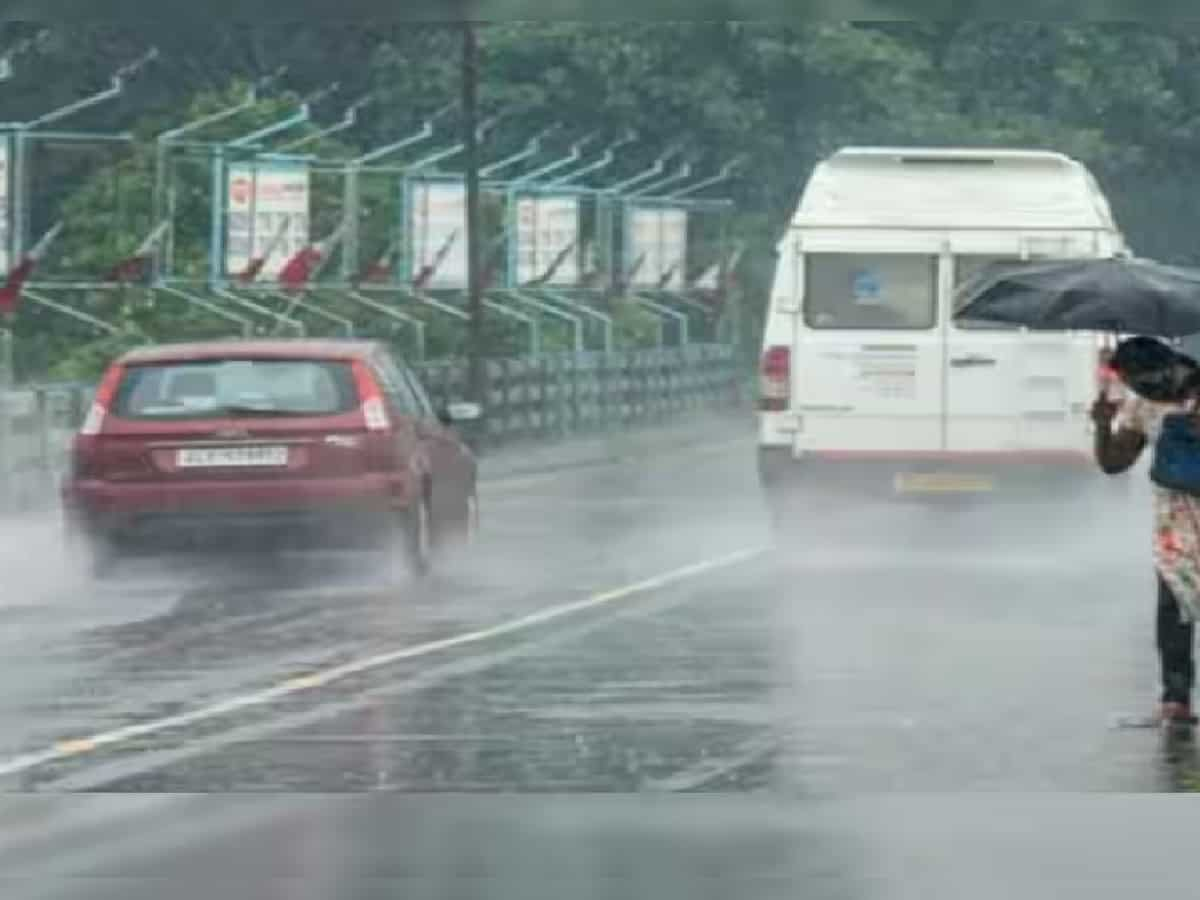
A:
0;344;741;512
417;343;740;446
0;381;92;511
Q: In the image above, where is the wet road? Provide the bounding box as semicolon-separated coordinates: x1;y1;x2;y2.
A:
0;427;1193;793
2;422;1199;894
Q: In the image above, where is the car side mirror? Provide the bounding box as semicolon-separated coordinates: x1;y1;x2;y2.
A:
439;401;482;426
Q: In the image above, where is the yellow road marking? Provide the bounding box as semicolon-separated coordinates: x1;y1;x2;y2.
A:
283;674;328;691
54;739;98;756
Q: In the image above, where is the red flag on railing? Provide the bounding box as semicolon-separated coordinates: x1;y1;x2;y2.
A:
693;244;744;313
692;262;720;292
411;229;459;292
105;220;169;284
616;251;646;295
0;221;63;316
237;215;292;284
524;238;578;288
356;239;399;284
277;246;322;292
656;259;680;291
278;224;346;294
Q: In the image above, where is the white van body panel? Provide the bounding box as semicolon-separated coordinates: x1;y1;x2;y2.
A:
761;147;1126;462
795;147;1118;232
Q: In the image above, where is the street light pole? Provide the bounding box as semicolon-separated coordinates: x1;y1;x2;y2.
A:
462;20;486;406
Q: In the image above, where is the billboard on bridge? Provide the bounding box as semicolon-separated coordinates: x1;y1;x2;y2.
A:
516;194;580;286
625;205;688;290
225;162;311;278
408;181;468;289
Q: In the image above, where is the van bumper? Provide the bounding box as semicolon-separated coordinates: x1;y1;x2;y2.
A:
757;446;1099;506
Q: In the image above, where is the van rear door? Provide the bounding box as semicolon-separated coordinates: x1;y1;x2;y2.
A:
945;252;1095;456
797;252;944;452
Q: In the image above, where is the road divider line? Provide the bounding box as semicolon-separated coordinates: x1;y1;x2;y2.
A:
644;732;780;792
41;551;770;792
0;546;767;780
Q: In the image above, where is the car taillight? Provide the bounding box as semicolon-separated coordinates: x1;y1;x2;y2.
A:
759;346;791;412
351;360;399;472
80;364;125;437
352;361;390;432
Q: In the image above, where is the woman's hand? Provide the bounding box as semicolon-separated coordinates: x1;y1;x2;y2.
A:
1091;396;1120;427
1093;395;1147;475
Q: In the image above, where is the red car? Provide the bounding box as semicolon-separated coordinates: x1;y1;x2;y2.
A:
61;339;481;577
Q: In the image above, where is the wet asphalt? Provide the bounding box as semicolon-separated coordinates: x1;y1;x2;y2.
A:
0;423;1196;897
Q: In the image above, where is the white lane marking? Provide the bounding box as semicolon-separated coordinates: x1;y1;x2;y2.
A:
644;732;780;792
42;564;748;791
224;733;520;744
0;546;766;779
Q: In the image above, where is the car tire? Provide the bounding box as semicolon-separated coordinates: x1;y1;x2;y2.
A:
401;493;433;578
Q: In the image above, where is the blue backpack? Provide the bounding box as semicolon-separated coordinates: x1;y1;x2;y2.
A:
1151;408;1200;496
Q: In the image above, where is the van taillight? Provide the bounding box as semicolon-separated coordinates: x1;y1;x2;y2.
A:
351;361;390;432
759;346;791;412
79;364;125;437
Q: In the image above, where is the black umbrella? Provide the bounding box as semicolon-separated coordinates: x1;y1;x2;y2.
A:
953;256;1200;337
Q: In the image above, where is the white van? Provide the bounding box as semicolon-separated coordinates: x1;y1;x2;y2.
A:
757;147;1126;507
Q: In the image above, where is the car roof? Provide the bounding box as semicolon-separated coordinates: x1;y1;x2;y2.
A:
117;339;387;366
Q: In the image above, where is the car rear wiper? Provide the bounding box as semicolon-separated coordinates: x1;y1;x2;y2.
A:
219;404;305;417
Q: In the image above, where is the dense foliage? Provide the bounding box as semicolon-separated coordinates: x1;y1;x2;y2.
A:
3;21;1200;377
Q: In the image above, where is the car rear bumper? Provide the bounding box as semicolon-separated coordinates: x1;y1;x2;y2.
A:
62;473;416;550
757;446;1098;502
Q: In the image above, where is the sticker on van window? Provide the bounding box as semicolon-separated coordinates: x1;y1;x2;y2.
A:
851;269;883;305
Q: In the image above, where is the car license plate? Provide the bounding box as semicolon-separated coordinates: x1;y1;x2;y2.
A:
177;446;288;468
893;473;995;494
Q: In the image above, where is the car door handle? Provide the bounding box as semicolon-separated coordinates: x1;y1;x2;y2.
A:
950;355;998;368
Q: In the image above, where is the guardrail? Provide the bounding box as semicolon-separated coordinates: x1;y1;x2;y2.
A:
0;382;93;512
0;343;741;512
417;344;740;446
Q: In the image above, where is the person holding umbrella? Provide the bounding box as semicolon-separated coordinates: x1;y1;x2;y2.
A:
1093;337;1200;725
955;255;1200;725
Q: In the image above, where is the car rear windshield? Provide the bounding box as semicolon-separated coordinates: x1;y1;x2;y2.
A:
112;358;359;420
804;253;937;330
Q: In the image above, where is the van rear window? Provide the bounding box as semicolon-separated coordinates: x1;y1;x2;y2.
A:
113;359;358;420
804;254;936;330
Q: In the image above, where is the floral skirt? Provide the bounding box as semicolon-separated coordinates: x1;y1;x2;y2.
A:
1154;488;1200;623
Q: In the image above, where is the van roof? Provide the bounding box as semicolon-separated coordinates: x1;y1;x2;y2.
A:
833;146;1075;164
793;146;1118;231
